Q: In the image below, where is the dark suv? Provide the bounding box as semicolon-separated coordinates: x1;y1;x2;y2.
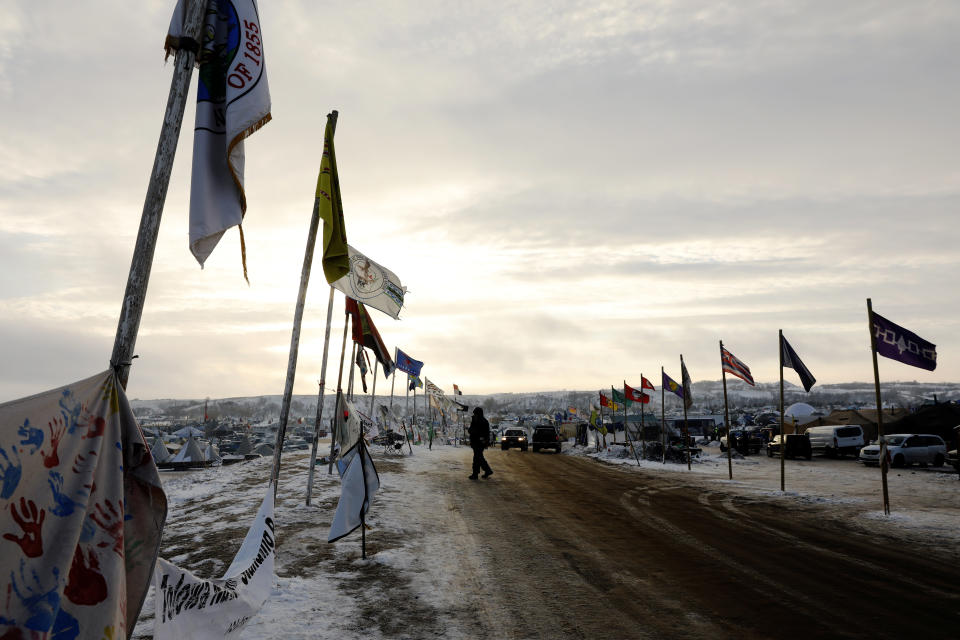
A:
501;428;528;451
532;425;563;453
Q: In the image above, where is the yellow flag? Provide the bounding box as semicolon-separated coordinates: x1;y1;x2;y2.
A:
314;114;350;283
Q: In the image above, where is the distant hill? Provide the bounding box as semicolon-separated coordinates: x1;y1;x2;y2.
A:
130;381;960;423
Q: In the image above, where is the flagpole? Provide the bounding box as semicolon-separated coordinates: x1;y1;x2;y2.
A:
369;359;379;422
359;439;368;560
640;374;646;459
347;342;357;399
109;1;206;389
867;298;891;515
389;349;397;411
779;330;786;492
661;367;666;464
598;392;607;449
720;341;732;480
681;355;691;471
623;382;641;465
328;309;350;474
306;286;336;504
269;112;340;498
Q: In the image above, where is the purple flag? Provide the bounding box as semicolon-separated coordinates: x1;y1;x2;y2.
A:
871;311;937;371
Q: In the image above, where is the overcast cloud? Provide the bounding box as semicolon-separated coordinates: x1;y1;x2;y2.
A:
1;1;957;400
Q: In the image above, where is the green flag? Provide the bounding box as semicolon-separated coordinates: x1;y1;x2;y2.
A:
612;387;630;405
314;115;349;283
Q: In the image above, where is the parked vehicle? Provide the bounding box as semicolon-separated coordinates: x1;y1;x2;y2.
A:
946;449;958;472
766;434;812;460
532;425;563;453
720;430;762;455
805;425;865;458
501;428;528;451
858;434;947;468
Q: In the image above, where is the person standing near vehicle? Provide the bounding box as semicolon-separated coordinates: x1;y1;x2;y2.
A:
468;407;493;480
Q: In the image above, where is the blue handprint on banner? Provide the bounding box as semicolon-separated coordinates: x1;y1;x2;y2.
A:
0;444;22;499
8;560;62;632
18;418;44;453
48;471;86;518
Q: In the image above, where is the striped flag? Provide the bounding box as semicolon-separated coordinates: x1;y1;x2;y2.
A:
721;346;755;386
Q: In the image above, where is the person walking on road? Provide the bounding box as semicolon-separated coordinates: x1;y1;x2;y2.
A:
468;407;493;480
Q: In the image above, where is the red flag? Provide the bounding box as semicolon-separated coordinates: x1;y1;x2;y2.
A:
599;392;612;408
345;297;395;377
624;382;651;404
641;376;655;391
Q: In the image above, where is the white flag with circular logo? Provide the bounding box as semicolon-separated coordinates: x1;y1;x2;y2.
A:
331;245;406;319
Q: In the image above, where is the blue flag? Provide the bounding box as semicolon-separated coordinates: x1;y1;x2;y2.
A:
395;348;423;376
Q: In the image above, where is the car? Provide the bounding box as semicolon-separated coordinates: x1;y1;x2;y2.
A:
947;449;959;472
766;434;812;460
805;425;865;458
501;428;528;451
858;433;947;468
532;425;563;453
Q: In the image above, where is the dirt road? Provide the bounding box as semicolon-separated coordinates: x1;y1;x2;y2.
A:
447;448;959;639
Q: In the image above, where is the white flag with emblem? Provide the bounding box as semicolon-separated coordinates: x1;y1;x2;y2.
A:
331;245;406;319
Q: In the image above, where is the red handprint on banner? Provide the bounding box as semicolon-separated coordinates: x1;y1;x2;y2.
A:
3;497;45;558
91;499;124;557
41;417;66;469
65;545;108;606
82;415;105;440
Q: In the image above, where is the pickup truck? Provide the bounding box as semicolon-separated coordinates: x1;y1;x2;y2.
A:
532;425;563;453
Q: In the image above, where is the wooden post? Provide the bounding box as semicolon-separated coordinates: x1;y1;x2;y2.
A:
779;330;786;492
369;358;379;423
306;286;335;505
661;368;666;464
327;309;350;474
867;298;891;515
347;342;357;399
681;355;691;471
269;112;341;499
623;382;641;465
721;341;732;480
110;1;207;389
640;373;647;459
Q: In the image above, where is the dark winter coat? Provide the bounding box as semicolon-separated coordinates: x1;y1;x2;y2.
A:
469;410;489;448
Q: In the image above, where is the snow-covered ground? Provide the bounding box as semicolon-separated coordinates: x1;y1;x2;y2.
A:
134;437;960;638
574;438;960;552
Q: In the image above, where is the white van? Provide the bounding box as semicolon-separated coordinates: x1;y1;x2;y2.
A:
804;425;865;458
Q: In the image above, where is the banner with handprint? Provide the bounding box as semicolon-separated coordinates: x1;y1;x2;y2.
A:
0;370;167;639
153;487;274;639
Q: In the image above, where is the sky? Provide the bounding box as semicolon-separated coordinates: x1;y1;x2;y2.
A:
1;1;958;401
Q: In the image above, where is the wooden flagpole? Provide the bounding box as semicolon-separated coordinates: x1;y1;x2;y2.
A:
306;285;335;505
269;111;341;498
369;359;379;422
623;382;641;465
347;342;357;399
661;367;666;464
779;330;786;492
720;340;733;480
640;373;647;459
327;309;350;474
110;1;206;389
867;298;891;515
681;354;691;471
389;349;397;411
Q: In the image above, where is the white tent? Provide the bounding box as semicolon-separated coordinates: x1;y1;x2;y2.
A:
150;438;172;463
170;436;205;463
173;426;205;438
